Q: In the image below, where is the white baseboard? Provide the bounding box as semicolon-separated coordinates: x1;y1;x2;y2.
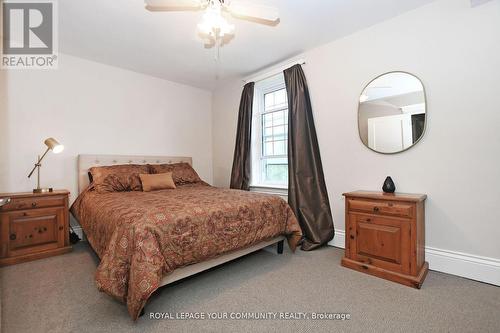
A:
329;229;346;249
425;247;500;285
328;230;500;286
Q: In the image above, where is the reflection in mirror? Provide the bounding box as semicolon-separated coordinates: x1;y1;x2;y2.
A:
358;72;426;154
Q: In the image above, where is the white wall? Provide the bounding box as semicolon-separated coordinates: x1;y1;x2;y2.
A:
212;0;500;273
212;81;244;187
0;54;213;202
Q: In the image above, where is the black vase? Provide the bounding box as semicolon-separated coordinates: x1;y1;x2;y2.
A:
382;176;396;193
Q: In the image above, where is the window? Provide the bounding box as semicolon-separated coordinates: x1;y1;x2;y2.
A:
251;74;289;188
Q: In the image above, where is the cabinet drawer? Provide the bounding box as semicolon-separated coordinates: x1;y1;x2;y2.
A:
0;195;66;212
348;198;413;218
3;208;65;257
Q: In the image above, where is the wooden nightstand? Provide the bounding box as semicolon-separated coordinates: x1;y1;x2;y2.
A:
341;191;428;288
0;190;72;266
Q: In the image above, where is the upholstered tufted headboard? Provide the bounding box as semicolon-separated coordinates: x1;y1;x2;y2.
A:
77;154;192;194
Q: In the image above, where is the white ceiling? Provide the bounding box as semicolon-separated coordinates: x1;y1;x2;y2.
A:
363;72;424;102
59;0;436;90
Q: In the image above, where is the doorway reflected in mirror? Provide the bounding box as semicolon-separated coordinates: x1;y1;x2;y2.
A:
358;72;427;154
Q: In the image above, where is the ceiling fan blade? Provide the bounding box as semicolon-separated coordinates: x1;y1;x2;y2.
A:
145;0;203;12
226;0;280;24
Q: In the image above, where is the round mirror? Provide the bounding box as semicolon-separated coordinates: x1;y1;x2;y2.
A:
358;72;427;154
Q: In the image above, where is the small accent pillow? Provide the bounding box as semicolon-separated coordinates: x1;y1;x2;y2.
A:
148;162;202;185
89;164;150;193
139;172;176;192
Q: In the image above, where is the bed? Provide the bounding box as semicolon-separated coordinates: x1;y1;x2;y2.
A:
70;154;302;320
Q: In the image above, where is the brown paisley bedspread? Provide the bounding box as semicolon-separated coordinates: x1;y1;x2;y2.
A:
70;183;302;320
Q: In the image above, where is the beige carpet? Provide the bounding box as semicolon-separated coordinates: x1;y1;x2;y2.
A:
1;242;499;333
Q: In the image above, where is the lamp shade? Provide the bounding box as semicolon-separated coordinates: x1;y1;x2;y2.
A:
44;137;64;154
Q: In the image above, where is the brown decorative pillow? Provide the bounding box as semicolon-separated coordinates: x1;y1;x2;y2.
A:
139;173;176;192
148;162;202;185
89;164;150;193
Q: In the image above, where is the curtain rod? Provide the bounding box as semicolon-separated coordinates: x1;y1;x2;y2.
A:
242;59;306;83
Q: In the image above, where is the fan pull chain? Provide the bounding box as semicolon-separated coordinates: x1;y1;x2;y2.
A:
214;37;221;80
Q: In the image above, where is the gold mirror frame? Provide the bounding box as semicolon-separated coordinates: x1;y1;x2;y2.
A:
357;71;428;155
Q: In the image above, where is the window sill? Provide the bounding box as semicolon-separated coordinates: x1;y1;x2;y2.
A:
249;185;288;197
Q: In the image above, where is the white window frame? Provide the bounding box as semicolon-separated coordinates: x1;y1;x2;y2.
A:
250;73;289;190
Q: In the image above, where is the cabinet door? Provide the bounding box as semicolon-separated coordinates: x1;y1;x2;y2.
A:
350;213;411;274
5;207;65;257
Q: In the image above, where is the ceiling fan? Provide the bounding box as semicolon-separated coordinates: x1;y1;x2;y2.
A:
145;0;280;50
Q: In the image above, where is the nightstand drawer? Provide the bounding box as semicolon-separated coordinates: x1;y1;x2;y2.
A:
0;195;66;212
348;198;413;218
5;208;65;257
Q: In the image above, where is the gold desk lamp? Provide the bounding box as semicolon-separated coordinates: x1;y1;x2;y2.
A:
27;137;64;193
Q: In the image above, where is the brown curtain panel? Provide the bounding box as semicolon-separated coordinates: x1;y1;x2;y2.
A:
230;82;255;190
284;64;334;251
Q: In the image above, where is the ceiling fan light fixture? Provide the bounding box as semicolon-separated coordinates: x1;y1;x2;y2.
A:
145;0;279;61
197;1;234;40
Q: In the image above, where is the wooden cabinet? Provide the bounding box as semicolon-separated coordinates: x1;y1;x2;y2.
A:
0;190;72;266
341;191;428;288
